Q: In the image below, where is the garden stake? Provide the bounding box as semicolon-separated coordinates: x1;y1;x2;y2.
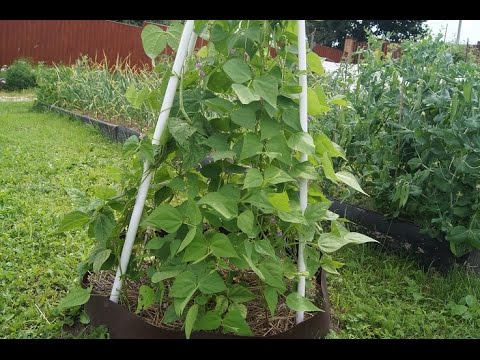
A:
110;20;195;303
296;19;308;324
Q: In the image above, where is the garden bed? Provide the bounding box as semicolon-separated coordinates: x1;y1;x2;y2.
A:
329;199;479;273
83;270;331;339
38;103;142;143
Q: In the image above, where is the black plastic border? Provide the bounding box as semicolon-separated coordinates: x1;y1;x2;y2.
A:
328;200;476;272
83;270;331;339
38;103;142;143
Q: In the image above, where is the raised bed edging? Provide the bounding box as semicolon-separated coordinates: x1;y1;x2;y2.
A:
38;103;142;143
83;270;331;339
329;200;479;273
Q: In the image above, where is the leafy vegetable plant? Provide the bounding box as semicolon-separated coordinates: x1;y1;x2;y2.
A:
59;20;375;338
319;35;480;257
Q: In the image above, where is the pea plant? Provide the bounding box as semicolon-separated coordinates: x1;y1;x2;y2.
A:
58;20;375;338
320;35;480;257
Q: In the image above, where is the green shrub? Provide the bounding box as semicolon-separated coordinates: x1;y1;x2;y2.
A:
318;35;480;256
4;59;37;91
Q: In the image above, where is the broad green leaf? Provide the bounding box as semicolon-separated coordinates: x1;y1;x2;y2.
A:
277;210;307;224
237;210;258;238
139;138;154;163
210;233;238;258
177;226;198;254
183;199;202;225
182;234;209;262
253;74;278;109
152;269;183;283
307;87;330;115
122;135;139;156
329;95;350;107
165;22;184;51
58;211;90;232
94;186;117;201
171;271;197;298
201;133;230;152
254;240;276;259
258;260;286;292
136;285;155;314
241;189;274;214
319;254;344;275
141;24;167;60
264;287;278;317
314;84;328;106
314;132;346;159
306;51;325;75
185;304;198;339
162;304;180;324
243;168;263;189
304;202;330;223
231;106;256;130
344;232;379;245
93;211;115;244
243;255;265;281
57;287;91;311
92;249;111;272
282;107;302;131
321;152;338;183
264;165;296;185
223;58;252;83
267;192;290;212
318;231;377;253
215;295;229;314
168;117;196;150
146;236;167;250
227;284;256;303
198;271;227;294
260;116;281;140
125;85;150;109
286;293;321;312
239;133;263;161
197;192;238;220
266;133;292;165
336;171;368;195
292;162;320;180
223;309;253;336
195;310;222;331
287;132;315;155
142;204;183;233
211;151;236;162
207;69;232;93
228;303;248;319
203;97;234;114
232;83;260;104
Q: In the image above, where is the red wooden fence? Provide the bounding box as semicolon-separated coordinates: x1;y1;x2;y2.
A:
0;20;153;67
0;20;343;67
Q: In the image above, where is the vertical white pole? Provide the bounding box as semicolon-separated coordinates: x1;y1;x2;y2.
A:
109;20;195;303
296;20;308;324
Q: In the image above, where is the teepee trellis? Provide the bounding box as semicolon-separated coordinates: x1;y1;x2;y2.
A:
109;20;312;324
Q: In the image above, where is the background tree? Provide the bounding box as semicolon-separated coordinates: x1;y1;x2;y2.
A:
307;20;428;49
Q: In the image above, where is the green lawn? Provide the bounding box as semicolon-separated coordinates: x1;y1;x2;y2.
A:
1;101;478;339
328;244;480;338
0;101;122;338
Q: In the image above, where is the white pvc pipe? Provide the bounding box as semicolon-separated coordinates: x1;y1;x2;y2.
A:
296;20;308;325
110;20;195;303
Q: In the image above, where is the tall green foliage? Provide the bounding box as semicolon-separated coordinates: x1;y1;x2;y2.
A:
320;35;480;257
59;20;375;338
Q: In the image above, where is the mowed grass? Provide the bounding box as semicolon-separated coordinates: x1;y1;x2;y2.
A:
0;101;122;338
327;244;480;338
1;101;479;339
